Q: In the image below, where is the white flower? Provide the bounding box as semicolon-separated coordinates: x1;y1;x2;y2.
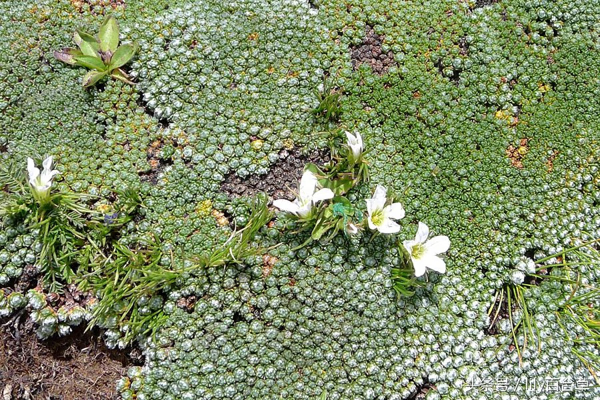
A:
273;170;334;218
403;222;450;277
345;131;363;160
365;185;405;234
27;156;59;195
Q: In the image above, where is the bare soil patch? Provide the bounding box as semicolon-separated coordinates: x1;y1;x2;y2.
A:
0;321;140;400
506;138;529;169
350;25;397;76
71;0;125;13
221;149;330;201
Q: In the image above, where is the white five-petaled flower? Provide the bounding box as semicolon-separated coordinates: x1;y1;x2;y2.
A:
365;185;405;234
27;156;59;195
345;131;363;160
273;170;334;218
403;222;450;277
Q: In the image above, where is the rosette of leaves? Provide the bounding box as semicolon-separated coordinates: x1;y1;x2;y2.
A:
54;16;137;88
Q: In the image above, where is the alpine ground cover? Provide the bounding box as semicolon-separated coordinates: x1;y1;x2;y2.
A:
0;0;599;399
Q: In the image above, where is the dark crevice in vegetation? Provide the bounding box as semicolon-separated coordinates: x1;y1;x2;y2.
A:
485;284;514;336
176;295;197;313
434;59;461;84
136;92;170;129
251;305;262;320
524;247;539;260
524;264;552;286
458;36;469;57
138;138;175;185
307;0;319;10
407;377;434;400
232;310;244;323
475;0;500;8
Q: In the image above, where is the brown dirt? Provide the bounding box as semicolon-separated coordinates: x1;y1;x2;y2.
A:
0;263;141;400
176;296;197;313
458;36;469;56
546;150;559;172
485;290;510;335
407;379;434;400
505;138;529;169
138;139;173;185
0;320;141;400
484;283;534;336
350;25;397;76
71;0;125;13
221;148;330;201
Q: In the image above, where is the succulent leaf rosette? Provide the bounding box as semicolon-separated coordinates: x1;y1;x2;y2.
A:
54;16;137;87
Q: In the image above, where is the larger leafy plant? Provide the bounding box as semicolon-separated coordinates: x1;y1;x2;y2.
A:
54;16;137;87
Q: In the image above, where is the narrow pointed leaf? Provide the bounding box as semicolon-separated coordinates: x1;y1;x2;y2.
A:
74;55;107;71
311;218;331;240
82;70;107;87
109;43;137;70
99;15;119;53
74;30;100;57
53;48;83;65
304;162;326;177
111;68;135;85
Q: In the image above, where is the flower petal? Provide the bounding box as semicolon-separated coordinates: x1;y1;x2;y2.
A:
366;213;377;230
412;258;427;277
346;131;363;158
377;218;400;234
403;240;416;253
42;156;54;171
424;235;450;255
27;158;39;181
415;221;429;244
345;131;357;145
296;202;312;218
41;169;59;185
385;203;405;220
372;185;387;207
355;131;363;149
273;199;299;215
423;255;446;274
298;170;318;200
312;188;334;203
365;198;375;218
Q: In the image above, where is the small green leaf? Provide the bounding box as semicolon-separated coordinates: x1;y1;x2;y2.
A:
82;70;107;88
74;30;100;57
99;15;119;53
53;48;83;65
322;177;354;196
74;55;107;71
109;43;137;70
